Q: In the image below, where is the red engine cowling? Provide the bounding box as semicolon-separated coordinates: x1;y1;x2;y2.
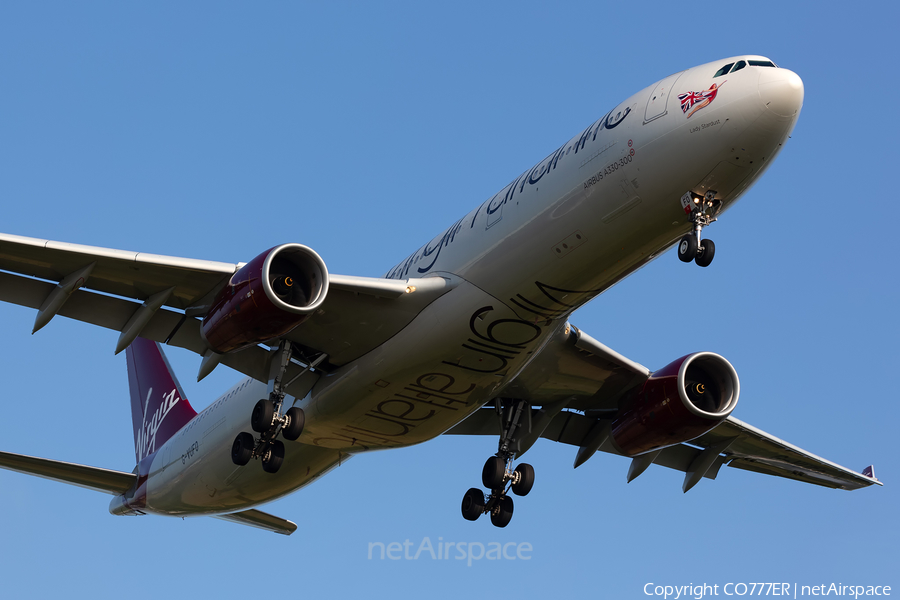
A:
200;244;329;354
610;352;739;456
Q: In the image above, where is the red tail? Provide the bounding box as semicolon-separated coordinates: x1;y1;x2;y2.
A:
126;338;198;463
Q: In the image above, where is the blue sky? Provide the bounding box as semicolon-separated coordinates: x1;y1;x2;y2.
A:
0;2;897;598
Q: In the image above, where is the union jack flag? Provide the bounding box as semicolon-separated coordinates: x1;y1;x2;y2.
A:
678;90;706;114
677;81;724;116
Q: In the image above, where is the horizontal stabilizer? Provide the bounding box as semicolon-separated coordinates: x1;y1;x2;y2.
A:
214;509;298;535
0;450;135;495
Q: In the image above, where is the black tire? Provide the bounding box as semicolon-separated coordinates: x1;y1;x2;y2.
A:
482;456;506;489
251;399;275;433
282;407;305;441
461;488;485;521
231;432;254;466
262;440;285;474
511;463;535;497
490;495;514;528
695;238;716;267
677;235;698;263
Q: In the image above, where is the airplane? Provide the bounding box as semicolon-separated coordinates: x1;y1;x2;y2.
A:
0;55;881;535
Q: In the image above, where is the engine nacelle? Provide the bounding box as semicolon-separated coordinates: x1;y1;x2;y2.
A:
610;352;739;456
201;244;329;354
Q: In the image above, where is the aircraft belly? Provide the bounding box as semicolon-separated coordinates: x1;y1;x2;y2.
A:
299;281;559;452
144;387;344;515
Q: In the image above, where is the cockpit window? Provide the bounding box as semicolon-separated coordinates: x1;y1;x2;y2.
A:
730;60;747;73
713;63;734;78
748;60;777;68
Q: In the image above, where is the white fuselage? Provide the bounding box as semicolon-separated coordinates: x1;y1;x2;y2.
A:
141;57;803;516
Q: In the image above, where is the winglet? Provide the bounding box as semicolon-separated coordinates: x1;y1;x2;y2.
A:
862;465;882;484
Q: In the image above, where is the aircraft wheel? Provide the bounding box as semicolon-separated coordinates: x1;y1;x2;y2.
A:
695;238;716;267
282;407;305;441
461;488;485;521
231;432;254;466
490;495;514;528
482;456;505;489
677;235;698;263
251;399;275;433
511;463;535;497
262;440;285;474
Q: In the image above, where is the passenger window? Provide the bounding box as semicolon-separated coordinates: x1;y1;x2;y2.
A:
714;63;734;78
730;61;746;73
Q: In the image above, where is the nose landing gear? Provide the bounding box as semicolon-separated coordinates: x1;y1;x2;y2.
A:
678;191;720;267
230;341;321;474
460;399;535;528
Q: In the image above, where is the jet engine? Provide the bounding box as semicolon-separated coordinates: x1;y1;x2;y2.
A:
200;244;329;354
610;352;739;456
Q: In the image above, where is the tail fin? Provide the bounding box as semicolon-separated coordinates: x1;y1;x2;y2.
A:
126;338;198;463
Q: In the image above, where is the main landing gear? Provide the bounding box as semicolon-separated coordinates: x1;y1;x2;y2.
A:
678;190;720;268
231;341;307;474
460;399;535;528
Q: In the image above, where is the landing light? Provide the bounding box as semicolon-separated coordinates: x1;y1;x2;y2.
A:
406;286;416;294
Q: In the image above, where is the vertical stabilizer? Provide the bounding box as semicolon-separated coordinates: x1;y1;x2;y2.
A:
126;338;198;463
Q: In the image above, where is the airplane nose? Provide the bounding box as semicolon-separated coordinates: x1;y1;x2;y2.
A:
758;68;804;118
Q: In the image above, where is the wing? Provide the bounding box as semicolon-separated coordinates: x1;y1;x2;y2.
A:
446;323;882;493
497;323;650;413
0;233;455;394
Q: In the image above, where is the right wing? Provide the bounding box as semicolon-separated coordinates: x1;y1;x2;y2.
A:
0;233;455;395
447;404;881;493
690;416;881;490
446;322;881;493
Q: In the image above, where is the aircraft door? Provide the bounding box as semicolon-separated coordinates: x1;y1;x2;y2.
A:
644;71;685;123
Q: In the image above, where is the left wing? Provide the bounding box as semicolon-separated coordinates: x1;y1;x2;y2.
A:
0;233;455;393
446;323;882;493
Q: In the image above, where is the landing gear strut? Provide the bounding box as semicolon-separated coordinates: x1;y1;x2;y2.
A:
230;341;317;474
460;399;535;527
678;190;720;267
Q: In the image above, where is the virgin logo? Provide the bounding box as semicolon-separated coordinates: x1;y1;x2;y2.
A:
135;387;181;461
